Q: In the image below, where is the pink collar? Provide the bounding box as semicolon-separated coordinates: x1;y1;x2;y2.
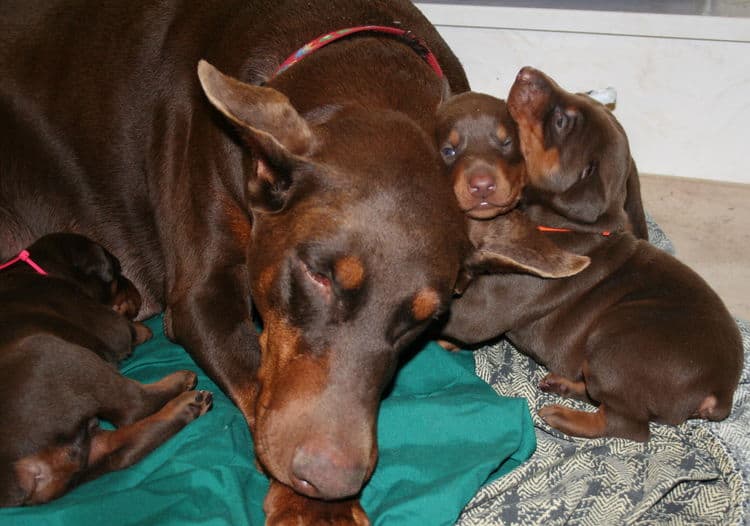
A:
0;250;48;276
274;25;444;78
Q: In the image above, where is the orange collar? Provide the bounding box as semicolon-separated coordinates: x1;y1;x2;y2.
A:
536;225;611;237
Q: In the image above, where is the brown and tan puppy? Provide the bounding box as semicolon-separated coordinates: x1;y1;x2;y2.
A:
436;92;527;220
435;91;591;354
0;233;212;506
441;67;743;442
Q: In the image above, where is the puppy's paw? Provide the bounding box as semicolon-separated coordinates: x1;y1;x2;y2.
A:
167;390;213;423
150;370;198;400
436;339;460;352
538;404;612;439
131;322;153;345
538;373;590;402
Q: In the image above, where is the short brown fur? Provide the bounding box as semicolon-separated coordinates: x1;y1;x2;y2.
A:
442;67;742;442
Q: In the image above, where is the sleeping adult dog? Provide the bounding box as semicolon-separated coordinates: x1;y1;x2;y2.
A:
0;2;591;523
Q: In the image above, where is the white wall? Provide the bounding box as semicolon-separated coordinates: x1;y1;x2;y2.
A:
416;3;750;184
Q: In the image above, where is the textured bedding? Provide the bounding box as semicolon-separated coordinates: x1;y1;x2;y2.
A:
457;216;750;525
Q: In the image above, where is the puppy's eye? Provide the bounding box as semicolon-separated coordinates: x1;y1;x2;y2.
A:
554;109;568;132
553;107;578;137
440;146;457;164
501;137;513;150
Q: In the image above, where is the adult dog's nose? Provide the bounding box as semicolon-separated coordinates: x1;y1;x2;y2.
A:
290;441;370;500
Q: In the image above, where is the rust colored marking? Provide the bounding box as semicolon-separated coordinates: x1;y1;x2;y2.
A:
219;195;252;247
538;404;608;438
448;129;460;148
256;158;276;185
334;255;365;290
254;266;276;310
411;288;440;321
256;315;329;405
496;124;508;142
516;118;560;184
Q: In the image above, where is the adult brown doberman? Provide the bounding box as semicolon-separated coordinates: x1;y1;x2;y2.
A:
0;2;589;523
441;67;743;442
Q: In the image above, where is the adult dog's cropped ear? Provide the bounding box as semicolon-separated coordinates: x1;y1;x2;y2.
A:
197;60;314;212
456;210;590;294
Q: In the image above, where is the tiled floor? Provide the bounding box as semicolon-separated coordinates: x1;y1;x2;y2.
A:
640;174;750;321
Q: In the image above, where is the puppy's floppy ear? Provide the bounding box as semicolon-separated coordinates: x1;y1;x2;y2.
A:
544;161;608;224
197;60;314;213
456;210;590;293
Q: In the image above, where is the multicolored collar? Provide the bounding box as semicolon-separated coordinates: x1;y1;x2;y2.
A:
0;249;48;275
273;25;444;79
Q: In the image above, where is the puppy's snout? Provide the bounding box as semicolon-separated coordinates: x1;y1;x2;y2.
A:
468;172;497;200
516;66;546;88
516;66;535;82
509;66;554;120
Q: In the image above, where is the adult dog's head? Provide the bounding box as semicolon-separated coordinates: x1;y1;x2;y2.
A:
198;61;468;500
198;61;589;500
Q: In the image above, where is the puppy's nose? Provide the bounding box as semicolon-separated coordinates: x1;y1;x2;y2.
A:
517;66;540;83
516;66;552;93
290;442;370;500
468;173;497;200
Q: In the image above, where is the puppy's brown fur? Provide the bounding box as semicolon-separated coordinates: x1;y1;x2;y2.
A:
0;233;211;506
442;67;743;441
436;92;526;220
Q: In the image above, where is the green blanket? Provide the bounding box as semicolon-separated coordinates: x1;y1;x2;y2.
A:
1;316;534;525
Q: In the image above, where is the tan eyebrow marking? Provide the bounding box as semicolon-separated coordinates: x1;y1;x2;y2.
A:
496;124;508;142
334;255;365;290
448;129;460;147
412;288;440;321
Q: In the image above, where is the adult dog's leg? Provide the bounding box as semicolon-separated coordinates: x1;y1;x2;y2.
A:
264;480;370;526
165;269;262;424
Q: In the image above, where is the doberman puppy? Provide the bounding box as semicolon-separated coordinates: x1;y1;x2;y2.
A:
436;92;527;220
442;67;743;442
0;233;212;507
0;1;542;522
436;91;589;287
